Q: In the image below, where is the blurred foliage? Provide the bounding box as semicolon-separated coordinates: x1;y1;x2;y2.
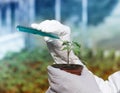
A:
0;47;120;93
0;48;53;93
79;49;120;80
35;0;118;25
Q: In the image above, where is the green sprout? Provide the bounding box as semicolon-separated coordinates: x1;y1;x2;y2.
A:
62;41;81;64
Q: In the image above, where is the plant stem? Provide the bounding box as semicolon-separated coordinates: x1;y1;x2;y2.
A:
67;50;70;64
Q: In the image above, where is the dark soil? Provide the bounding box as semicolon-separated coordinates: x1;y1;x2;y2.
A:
52;64;83;75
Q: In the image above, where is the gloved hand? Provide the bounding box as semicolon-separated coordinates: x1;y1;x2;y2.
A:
31;20;83;65
46;66;102;93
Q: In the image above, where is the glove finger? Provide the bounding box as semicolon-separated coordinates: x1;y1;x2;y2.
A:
48;77;64;93
31;23;38;28
38;20;60;33
48;73;60;85
38;21;51;32
31;20;51;30
38;20;50;27
49;81;60;93
39;20;70;35
31;23;42;30
46;87;57;93
47;66;70;77
31;22;55;32
47;66;63;77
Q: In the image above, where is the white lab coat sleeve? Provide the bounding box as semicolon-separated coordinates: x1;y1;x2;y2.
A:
94;71;120;93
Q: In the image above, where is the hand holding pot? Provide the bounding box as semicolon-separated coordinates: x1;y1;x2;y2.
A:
31;20;83;65
46;66;102;93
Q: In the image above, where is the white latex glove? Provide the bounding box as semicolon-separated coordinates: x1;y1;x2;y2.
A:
46;66;102;93
31;20;83;65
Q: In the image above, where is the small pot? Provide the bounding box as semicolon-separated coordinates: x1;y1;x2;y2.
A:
51;64;83;75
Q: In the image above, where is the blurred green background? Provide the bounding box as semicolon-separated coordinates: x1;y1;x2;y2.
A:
0;0;120;92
